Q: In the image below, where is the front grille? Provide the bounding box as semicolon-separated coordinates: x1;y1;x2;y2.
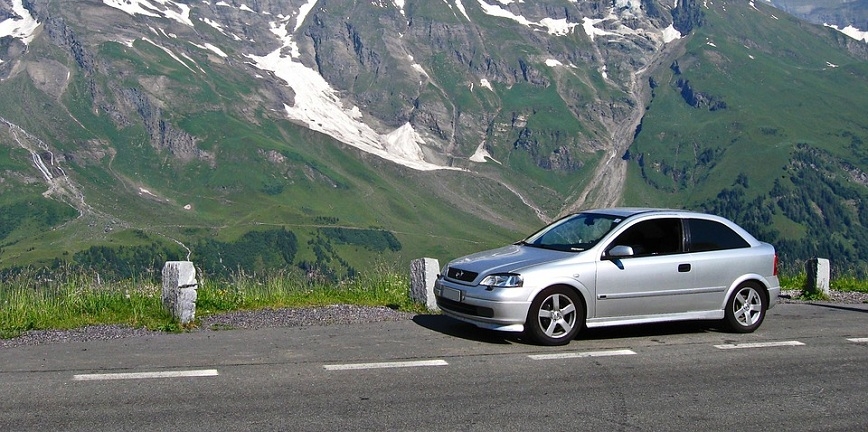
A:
437;298;494;318
446;267;478;283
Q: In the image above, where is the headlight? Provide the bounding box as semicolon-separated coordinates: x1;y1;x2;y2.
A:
480;273;524;288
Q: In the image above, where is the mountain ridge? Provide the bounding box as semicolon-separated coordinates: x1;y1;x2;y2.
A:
767;0;868;36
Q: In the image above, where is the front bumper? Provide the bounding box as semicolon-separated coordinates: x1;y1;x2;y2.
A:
434;277;532;332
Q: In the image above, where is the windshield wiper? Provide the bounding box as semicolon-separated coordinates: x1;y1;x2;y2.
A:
515;240;545;249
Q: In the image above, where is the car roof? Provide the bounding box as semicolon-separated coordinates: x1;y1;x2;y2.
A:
582;207;702;218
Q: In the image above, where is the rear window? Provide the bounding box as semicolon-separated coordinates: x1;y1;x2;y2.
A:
687;219;750;252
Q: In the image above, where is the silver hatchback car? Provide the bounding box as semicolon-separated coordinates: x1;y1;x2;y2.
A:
435;208;780;345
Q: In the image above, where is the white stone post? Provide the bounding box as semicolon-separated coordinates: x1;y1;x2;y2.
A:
805;258;831;297
410;258;440;311
162;261;198;324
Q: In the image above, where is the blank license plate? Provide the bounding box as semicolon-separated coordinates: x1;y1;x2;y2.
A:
442;287;463;302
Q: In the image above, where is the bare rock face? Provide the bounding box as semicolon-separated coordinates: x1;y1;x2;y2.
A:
24;59;70;98
3;0;691;173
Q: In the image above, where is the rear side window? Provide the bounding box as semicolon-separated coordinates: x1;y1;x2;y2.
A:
687;219;750;252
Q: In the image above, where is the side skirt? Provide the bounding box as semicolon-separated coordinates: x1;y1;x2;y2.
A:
585;310;724;328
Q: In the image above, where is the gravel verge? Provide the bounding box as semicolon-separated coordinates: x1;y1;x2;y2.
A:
778;289;868;304
2;292;866;349
0;305;414;349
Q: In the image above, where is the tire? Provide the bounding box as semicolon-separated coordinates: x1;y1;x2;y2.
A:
723;282;767;333
525;286;585;346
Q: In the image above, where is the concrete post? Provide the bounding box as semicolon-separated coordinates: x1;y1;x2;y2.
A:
162;261;198;324
805;258;830;297
410;258;440;311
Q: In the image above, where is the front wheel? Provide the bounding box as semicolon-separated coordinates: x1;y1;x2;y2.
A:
525;286;585;346
723;282;767;333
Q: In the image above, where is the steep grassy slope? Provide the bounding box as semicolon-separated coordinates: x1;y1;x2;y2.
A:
0;21;540;277
626;1;868;272
2;0;663;279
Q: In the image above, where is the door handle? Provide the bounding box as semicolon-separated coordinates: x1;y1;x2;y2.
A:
678;263;691;272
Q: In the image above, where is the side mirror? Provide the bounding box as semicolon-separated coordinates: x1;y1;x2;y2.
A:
606;245;634;258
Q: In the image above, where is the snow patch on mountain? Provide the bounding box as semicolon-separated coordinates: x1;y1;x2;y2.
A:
454;1;471;21
103;0;193;27
409;55;429;79
247;13;456;171
662;25;682;43
262;60;451;171
383;123;426;161
477;1;580;35
470;142;499;164
201;17;227;34
825;24;868;43
294;0;319;32
0;0;39;45
190;42;228;58
142;37;197;72
582;17;617;41
545;59;563;67
580;3;681;44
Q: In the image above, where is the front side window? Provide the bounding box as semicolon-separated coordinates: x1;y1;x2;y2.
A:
686;219;750;252
607;218;683;257
524;213;622;252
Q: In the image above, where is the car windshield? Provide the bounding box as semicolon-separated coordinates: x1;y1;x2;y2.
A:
521;213;622;252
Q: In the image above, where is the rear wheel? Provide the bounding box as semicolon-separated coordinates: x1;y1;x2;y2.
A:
525;286;584;346
723;282;767;333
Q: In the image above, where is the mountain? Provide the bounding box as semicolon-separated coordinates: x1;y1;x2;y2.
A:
766;0;868;35
0;0;866;278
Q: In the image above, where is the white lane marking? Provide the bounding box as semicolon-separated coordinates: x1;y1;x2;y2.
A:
73;369;219;381
528;349;637;360
714;341;805;350
847;337;868;343
324;360;449;371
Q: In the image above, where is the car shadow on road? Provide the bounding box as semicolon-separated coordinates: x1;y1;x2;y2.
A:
411;314;528;345
576;320;715;341
805;302;868;314
412;314;717;345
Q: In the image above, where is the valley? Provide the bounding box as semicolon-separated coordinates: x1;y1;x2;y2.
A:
0;0;867;279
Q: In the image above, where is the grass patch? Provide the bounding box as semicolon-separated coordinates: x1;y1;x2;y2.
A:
778;272;805;291
1;263;424;339
196;263;421;315
829;274;868;294
0;270;176;339
779;271;868;293
778;270;868;301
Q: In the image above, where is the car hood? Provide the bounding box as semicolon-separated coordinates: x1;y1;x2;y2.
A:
447;244;570;277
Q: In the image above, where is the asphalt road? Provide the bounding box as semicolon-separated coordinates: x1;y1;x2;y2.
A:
1;302;866;431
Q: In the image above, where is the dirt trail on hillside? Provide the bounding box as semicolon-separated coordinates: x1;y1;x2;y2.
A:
560;44;677;215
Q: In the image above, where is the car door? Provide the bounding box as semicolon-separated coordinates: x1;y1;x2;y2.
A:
681;218;754;311
594;217;696;318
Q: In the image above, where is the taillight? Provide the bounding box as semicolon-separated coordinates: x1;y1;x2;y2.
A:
773;254;779;276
